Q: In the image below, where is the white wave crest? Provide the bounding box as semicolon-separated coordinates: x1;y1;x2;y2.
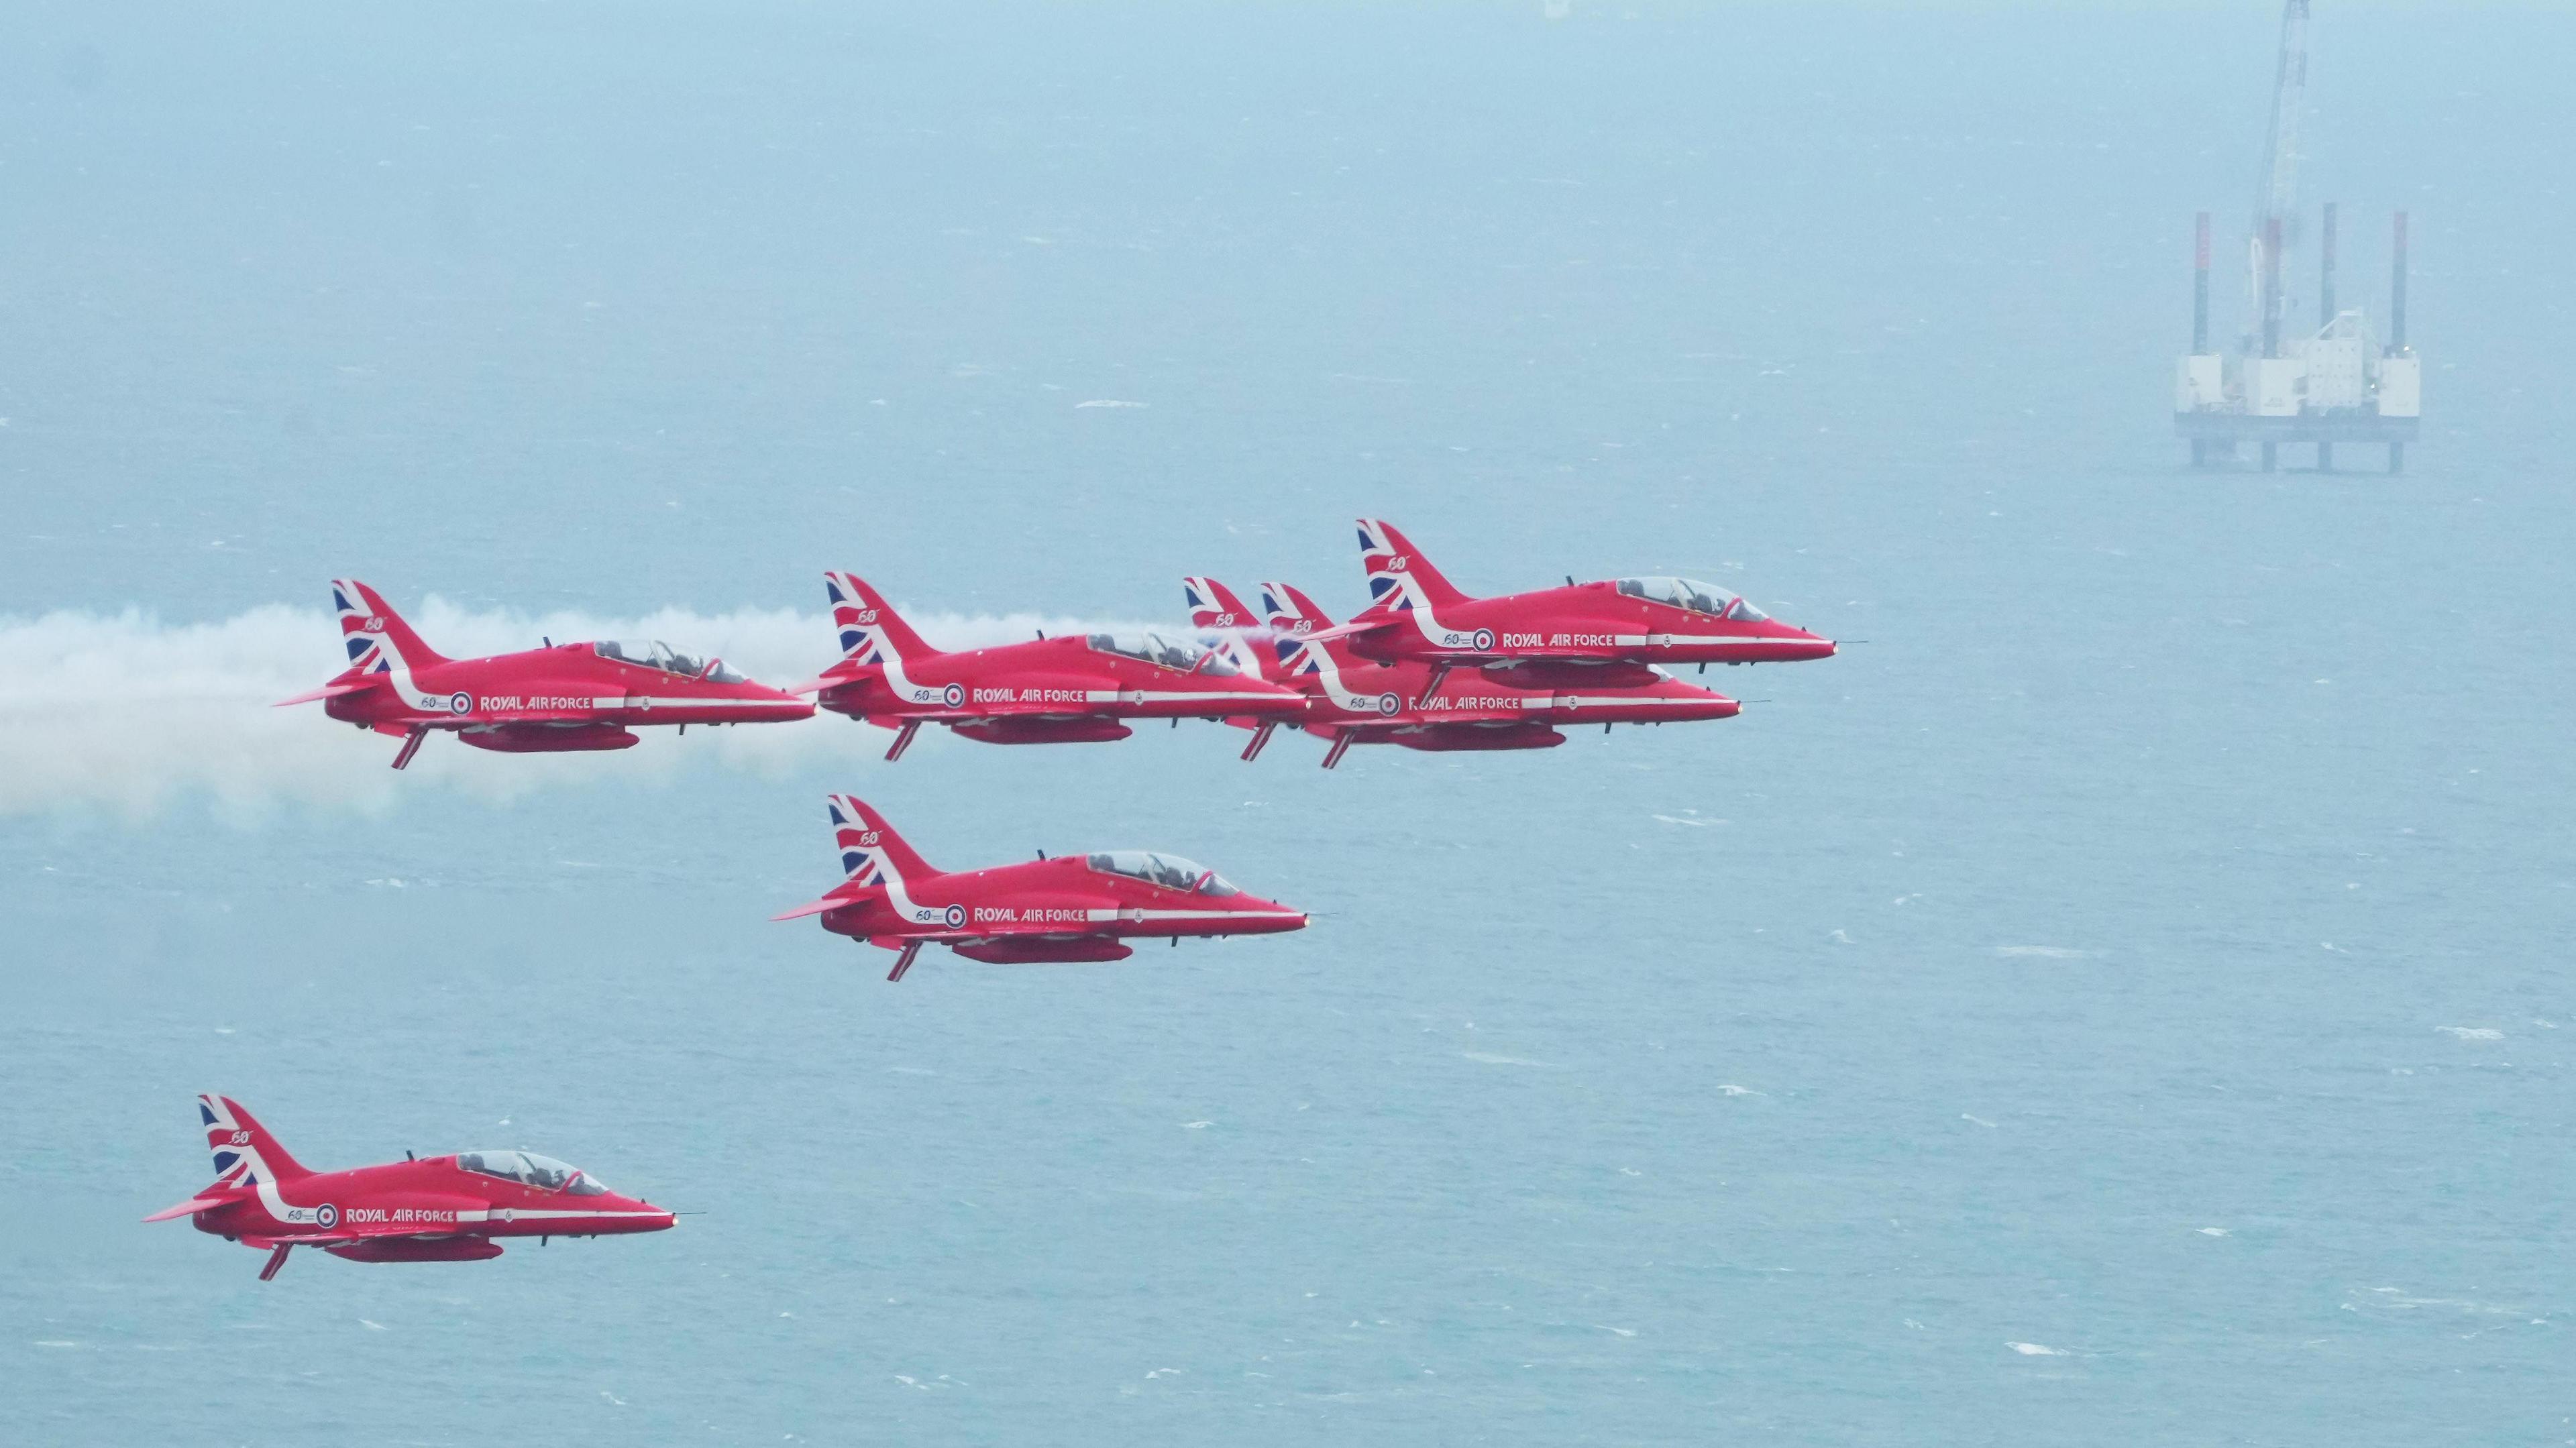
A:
0;598;1161;820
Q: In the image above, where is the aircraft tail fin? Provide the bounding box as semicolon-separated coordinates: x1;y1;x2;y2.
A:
1180;577;1260;631
199;1095;313;1186
1256;581;1338;633
821;573;940;677
1257;580;1366;675
826;793;937;887
1180;579;1281;678
331;579;451;674
1355;518;1470;615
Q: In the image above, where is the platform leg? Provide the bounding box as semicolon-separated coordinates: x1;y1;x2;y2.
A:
2190;439;2206;467
2389;441;2405;475
2261;442;2277;472
2318;441;2333;473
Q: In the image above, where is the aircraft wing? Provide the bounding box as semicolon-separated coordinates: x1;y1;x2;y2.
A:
942;696;1117;717
241;1220;477;1248
471;708;613;726
241;1231;369;1247
865;917;1114;942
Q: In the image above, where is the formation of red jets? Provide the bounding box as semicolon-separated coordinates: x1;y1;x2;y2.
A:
170;520;1835;1277
282;518;1829;769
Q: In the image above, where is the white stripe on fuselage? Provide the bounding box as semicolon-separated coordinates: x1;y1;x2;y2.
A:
875;867;947;927
1381;575;1477;650
1081;907;1303;924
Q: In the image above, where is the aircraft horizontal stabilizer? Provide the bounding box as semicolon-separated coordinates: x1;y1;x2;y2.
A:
771;893;851;921
272;679;374;707
1299;618;1387;645
142;1196;227;1223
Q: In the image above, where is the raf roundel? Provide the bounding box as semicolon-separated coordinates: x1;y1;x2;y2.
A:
315;1203;339;1229
943;903;968;929
1471;628;1497;652
942;682;967;709
1377;691;1403;716
448;691;473;715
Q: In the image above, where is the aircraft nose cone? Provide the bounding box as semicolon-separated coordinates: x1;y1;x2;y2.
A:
1240;898;1308;931
761;688;818;718
1766;623;1834;659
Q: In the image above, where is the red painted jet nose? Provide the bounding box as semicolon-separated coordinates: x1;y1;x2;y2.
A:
599;1192;678;1232
751;686;819;720
1227;895;1310;934
1758;621;1835;661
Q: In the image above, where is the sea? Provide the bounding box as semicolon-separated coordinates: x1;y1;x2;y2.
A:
2;3;2569;1443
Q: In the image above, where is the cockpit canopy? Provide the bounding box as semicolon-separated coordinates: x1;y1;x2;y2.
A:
1614;576;1770;622
1085;850;1242;895
458;1149;612;1196
594;639;746;682
1085;631;1238;675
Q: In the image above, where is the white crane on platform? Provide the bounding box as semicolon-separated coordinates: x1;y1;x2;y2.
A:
2246;0;2310;351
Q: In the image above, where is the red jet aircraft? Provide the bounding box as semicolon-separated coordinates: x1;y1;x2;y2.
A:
1183;577;1741;767
278;579;814;768
802;573;1304;760
1330;519;1835;691
773;794;1308;980
148;1095;673;1281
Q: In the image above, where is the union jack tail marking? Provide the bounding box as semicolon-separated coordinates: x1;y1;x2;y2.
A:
1355;518;1470;615
1181;576;1257;631
198;1094;313;1186
822;573;938;669
826;793;937;886
330;579;451;675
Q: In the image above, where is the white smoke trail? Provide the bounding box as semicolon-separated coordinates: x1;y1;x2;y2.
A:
0;599;1166;820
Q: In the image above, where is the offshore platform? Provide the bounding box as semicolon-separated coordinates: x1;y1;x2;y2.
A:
2173;0;2420;473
